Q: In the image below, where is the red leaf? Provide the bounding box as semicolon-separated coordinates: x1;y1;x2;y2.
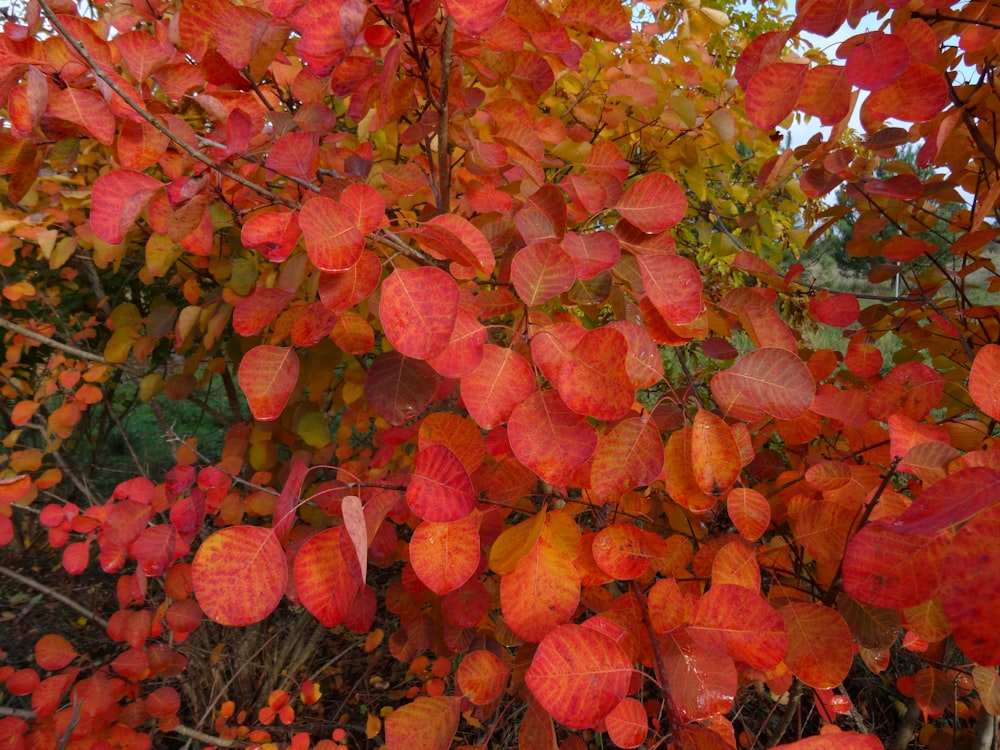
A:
663;629;737;722
339;184;387;234
90;170;163;244
418;412;485;475
192;526;287;626
841;521;949;608
845;331;883;378
608;320;663;388
780;603;854;689
407;444;476;522
298;197;364;272
590;416;663;500
882;236;936;262
364;351;438;426
444;0;507;36
460;345;536;430
241;210;301;263
690;584;788;669
809;292;860;327
147;686;181;719
510;242;577;306
426;306;487;378
561;230;620;279
864;63;948;123
867;361;943;421
264;131;319;180
970;344;1000;421
409;517;480;595
525;623;632;729
842;32;911;90
409;214;496;274
34;634;77;671
238;345;299;421
772;733;883;750
557;328;633;421
797;65;852;125
711;348;816;420
735;30;791;89
384;696;461;750
232;288;294;337
637;253;703;326
274;458;307;540
662;428;718;513
508;390;598;485
47;87;115;145
615;173;687;233
380;267;459;360
745;63;808;130
318;250;382;314
943;505;1000;666
561;0;631;41
293;527;362;628
794;0;849;36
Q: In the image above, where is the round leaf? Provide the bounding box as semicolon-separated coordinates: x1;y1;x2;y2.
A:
508;390;598;486
294;527;362;628
615;173;687;233
380;267;459;360
456;650;508;706
407;444;476;522
409;517;480;595
525;624;632;730
192;526;287;626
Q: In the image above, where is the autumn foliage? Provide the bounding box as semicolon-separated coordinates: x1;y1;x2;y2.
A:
2;0;1000;748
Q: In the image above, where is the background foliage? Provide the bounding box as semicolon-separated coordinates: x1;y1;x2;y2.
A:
3;0;1000;748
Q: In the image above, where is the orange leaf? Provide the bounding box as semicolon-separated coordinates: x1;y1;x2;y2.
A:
605;697;648;749
780;603;854;689
525;623;632;729
727;488;771;542
383;696;461;750
380;267;459;360
90;170;163;244
590;416;663;500
409;517;480;595
663;629;737;722
192;526;287;626
456;650;508;706
842;31;911;90
47;87;115;144
241;210;301;263
591;523;651;580
409;214;495;274
690;409;741;497
238;345;299;421
0;474;32;505
864;63;948;123
662;428;717;513
318;251;382;314
615;173;687;233
500;539;580;642
772;734;883;750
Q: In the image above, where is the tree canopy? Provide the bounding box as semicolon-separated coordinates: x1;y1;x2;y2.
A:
2;0;1000;748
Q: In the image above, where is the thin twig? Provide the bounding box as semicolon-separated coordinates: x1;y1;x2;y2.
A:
0;564;109;628
0;317;110;366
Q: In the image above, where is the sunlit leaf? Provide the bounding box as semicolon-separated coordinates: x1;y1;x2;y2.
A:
590;416;663;500
557;327;633;421
500;538;580;642
615;173;687;233
745;62;808;129
384;696;461;750
407;444;476;522
293;527;362;628
690;584;787;669
460;345;536;430
711;348;815;420
690;409;741;496
663;628;737;722
780;603;853;689
970;344;1000;422
456;650;507;706
298;197;364;272
605;697;648;749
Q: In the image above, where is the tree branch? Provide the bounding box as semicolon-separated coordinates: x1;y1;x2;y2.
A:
0;564;110;629
0;317;110;366
437;15;454;215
